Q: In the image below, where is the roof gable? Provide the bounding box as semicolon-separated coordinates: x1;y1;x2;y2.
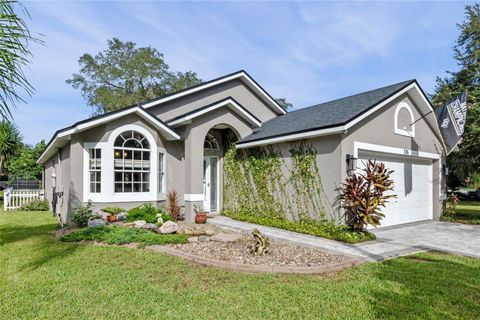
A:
38;106;179;164
166;97;262;128
141;70;286;116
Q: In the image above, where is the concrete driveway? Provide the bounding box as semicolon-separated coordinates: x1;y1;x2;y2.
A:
364;221;480;260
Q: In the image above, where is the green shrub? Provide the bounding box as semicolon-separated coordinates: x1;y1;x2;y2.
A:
72;201;96;227
126;203;163;223
60;225;187;246
101;206;125;215
19;199;49;211
224;210;375;244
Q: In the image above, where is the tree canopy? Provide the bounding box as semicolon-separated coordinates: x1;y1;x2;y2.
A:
67;38;202;115
432;3;480;184
5;140;45;180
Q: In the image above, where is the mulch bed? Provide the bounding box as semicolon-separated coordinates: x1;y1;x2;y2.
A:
168;235;352;267
54;222;363;274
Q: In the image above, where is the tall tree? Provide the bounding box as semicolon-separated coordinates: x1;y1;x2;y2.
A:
0;120;21;176
275;98;292;110
0;1;40;119
5;140;45;180
432;3;480;182
67;38;202;115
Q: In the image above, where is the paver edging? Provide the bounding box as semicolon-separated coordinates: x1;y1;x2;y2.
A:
145;245;367;274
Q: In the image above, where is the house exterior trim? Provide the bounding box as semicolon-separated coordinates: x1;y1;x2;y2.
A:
167;98;262;128
353;141;440;160
38;106;179;165
141;70;286;115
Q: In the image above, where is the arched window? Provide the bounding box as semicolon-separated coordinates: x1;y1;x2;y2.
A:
114;130;150;192
204;133;219;150
394;102;415;137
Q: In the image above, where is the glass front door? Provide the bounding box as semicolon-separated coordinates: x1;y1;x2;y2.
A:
203;156;218;212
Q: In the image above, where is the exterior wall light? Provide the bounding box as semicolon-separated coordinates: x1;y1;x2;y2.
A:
346;154;357;176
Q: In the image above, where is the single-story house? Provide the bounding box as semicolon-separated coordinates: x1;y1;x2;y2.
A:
38;70;447;228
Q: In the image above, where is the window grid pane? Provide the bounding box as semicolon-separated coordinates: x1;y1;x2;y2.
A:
113;130;151;193
89;148;101;193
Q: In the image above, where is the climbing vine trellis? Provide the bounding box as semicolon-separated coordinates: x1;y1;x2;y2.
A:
224;142;327;221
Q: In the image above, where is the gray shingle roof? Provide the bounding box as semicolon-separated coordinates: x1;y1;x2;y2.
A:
239;79;415;144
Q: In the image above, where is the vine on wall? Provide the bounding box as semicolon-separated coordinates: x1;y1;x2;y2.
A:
224;141;327;221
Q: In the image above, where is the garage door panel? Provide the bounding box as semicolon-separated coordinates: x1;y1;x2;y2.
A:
358;152;433;228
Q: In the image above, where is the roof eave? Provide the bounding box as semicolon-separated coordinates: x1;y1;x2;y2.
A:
37;107;180;164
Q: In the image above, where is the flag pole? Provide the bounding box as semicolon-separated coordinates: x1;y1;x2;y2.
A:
409;109;434;127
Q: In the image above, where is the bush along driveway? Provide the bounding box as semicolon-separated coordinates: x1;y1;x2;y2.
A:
1;211;480;319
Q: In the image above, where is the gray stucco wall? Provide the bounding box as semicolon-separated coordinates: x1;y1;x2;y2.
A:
340;94;446;220
148;79;279;123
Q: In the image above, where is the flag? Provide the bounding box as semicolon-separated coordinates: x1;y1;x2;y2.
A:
434;91;468;153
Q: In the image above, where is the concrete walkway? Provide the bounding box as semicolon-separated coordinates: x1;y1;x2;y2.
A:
208;216;480;261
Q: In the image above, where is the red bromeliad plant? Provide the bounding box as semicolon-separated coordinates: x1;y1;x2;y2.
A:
340;160;396;231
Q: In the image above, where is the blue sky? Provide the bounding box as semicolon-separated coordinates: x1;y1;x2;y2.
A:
16;1;471;145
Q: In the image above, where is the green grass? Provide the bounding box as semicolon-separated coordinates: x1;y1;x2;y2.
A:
60;225;188;246
444;200;480;225
1;211;480;319
224;211;375;243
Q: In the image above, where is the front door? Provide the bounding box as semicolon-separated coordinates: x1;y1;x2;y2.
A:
203;156;219;212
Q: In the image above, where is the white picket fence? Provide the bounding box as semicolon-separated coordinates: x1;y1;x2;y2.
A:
3;188;45;211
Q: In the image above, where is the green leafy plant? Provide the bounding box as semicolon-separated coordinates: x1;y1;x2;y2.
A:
224;210;375;244
101;206;125;215
126;203;167;223
72;201;96;227
224;142;327;222
60;225;187;246
18;199;49;211
340;160;396;231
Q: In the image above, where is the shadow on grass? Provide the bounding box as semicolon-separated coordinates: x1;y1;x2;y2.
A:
369;252;480;318
0;213;81;272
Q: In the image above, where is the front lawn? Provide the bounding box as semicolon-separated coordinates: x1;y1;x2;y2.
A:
442;200;480;225
1;211;480;319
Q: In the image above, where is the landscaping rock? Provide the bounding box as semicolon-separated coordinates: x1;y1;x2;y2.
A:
134;220;147;228
87;219;106;228
184;228;206;236
205;229;215;236
159;221;179;234
100;212;111;221
123;222;135;227
116;213;127;221
198;236;210;242
210;233;243;243
188;236;199;243
143;223;157;230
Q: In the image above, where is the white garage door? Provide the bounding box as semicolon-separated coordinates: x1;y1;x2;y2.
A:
358;152;433;228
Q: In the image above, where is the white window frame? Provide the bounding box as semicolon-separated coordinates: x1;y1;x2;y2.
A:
158;148;166;194
394;101;415;137
88;148;102;193
83;124;166;203
113;130;151;193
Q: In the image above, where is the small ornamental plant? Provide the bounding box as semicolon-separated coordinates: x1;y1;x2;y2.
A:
166;190;182;221
443;193;460;219
72;200;96;227
340;160;396;231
